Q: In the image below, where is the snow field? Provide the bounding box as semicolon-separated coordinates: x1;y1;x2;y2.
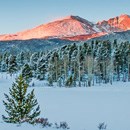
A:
0;74;130;130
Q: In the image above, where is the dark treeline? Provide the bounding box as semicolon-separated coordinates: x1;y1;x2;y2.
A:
0;40;130;87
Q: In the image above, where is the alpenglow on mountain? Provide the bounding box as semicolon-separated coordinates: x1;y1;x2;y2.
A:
0;14;130;41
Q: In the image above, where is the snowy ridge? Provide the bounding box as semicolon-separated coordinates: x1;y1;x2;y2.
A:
97;14;130;32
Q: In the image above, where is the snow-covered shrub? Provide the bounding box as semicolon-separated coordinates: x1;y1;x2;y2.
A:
54;122;70;129
35;118;52;127
98;122;107;130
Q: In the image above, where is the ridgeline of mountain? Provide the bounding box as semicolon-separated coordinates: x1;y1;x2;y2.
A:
0;39;75;54
0;15;101;41
97;14;130;32
88;30;130;43
1;14;130;41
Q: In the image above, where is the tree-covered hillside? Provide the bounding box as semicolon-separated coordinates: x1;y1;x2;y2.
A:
0;40;130;87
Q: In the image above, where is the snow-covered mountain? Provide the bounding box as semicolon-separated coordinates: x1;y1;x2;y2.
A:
0;14;130;41
97;14;130;32
0;15;102;41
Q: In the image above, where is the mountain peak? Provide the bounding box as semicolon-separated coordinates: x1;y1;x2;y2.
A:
119;14;130;18
0;14;99;41
55;15;80;21
62;15;78;19
97;14;130;32
59;15;87;22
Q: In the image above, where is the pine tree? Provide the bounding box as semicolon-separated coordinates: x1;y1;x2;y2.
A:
63;53;69;83
47;59;54;86
22;64;33;83
2;75;40;124
87;55;93;87
0;54;3;72
36;58;46;80
47;74;53;86
30;52;39;71
16;52;25;68
0;53;9;72
8;55;17;75
65;75;73;87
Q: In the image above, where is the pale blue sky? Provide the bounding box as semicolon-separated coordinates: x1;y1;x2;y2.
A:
0;0;130;34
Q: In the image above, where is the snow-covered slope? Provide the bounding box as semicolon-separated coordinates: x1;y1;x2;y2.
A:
0;15;102;41
1;74;130;130
0;39;75;54
0;14;130;41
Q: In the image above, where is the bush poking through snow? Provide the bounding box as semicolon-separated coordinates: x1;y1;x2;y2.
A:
98;122;107;130
35;118;52;127
34;118;70;129
54;122;70;129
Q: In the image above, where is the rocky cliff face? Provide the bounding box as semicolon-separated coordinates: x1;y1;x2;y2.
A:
97;14;130;32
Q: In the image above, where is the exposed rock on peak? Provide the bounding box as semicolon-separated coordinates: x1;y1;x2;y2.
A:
97;14;130;32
